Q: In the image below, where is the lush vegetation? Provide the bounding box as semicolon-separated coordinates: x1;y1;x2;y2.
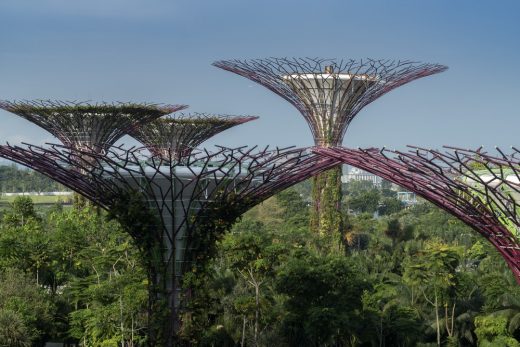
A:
0;194;71;207
0;198;148;346
0;174;519;346
189;183;520;347
309;167;342;236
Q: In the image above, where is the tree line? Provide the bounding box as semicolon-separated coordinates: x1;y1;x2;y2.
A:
0;165;67;193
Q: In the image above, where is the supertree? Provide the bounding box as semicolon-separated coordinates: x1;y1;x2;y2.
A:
0;141;338;346
128;112;258;161
0;100;187;152
313;146;520;283
213;58;447;237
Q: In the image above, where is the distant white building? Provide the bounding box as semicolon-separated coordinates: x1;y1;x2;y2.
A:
397;191;418;205
341;166;419;204
341;165;382;187
2;191;72;197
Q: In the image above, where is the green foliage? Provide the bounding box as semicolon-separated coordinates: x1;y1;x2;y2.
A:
344;179;405;216
276;189;310;229
3;196;39;226
106;190;160;251
343;213;374;253
275;254;367;346
66;240;148;346
199;325;235;347
345;179;376;195
310;167;342;237
378;196;405;215
0;173;519;346
348;187;380;214
384;218;402;246
0;164;66;193
0;201;148;346
182;192;250;342
475;315;520;346
185;184;520;346
0;309;31;347
362;284;422;346
403;239;462;302
105;190;165;345
381;179;396;197
0;269;55;345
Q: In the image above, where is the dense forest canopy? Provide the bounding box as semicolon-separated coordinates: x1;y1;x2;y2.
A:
0;171;518;346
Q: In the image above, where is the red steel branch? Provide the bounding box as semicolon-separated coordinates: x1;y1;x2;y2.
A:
314;146;520;283
0;142;338;282
0;143;336;217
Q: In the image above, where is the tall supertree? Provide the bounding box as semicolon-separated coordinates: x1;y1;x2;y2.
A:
0;100;187;152
0;141;338;346
128;112;258;161
213;58;447;237
314;146;520;283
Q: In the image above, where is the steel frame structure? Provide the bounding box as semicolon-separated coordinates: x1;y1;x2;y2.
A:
213;58;447;146
0;142;338;346
213;57;447;237
314;146;520;283
0;100;187;152
128;113;258;161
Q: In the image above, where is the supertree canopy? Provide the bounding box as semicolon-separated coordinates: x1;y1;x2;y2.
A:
128;112;258;161
313;146;520;283
0;141;338;346
212;58;447;147
0;100;187;152
213;57;447;237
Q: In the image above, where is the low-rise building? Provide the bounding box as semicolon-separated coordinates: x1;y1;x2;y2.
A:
341;165;382;187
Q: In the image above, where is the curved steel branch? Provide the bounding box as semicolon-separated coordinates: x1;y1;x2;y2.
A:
314;146;520;283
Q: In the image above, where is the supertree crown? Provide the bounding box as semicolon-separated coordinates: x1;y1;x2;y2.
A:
0;141;339;261
0;100;187;152
213;58;448;146
128;113;258;161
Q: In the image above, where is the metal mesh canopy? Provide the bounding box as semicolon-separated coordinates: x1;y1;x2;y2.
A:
129;113;258;161
0;143;338;236
314;146;520;283
0;100;187;152
213;58;447;146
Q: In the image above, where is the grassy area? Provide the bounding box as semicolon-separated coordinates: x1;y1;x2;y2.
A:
0;194;73;206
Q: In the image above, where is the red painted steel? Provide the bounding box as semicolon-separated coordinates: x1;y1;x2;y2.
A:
314;146;520;283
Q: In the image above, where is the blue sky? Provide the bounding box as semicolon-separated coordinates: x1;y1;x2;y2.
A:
0;0;519;151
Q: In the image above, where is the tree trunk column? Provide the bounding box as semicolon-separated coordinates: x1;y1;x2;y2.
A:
310;165;343;238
